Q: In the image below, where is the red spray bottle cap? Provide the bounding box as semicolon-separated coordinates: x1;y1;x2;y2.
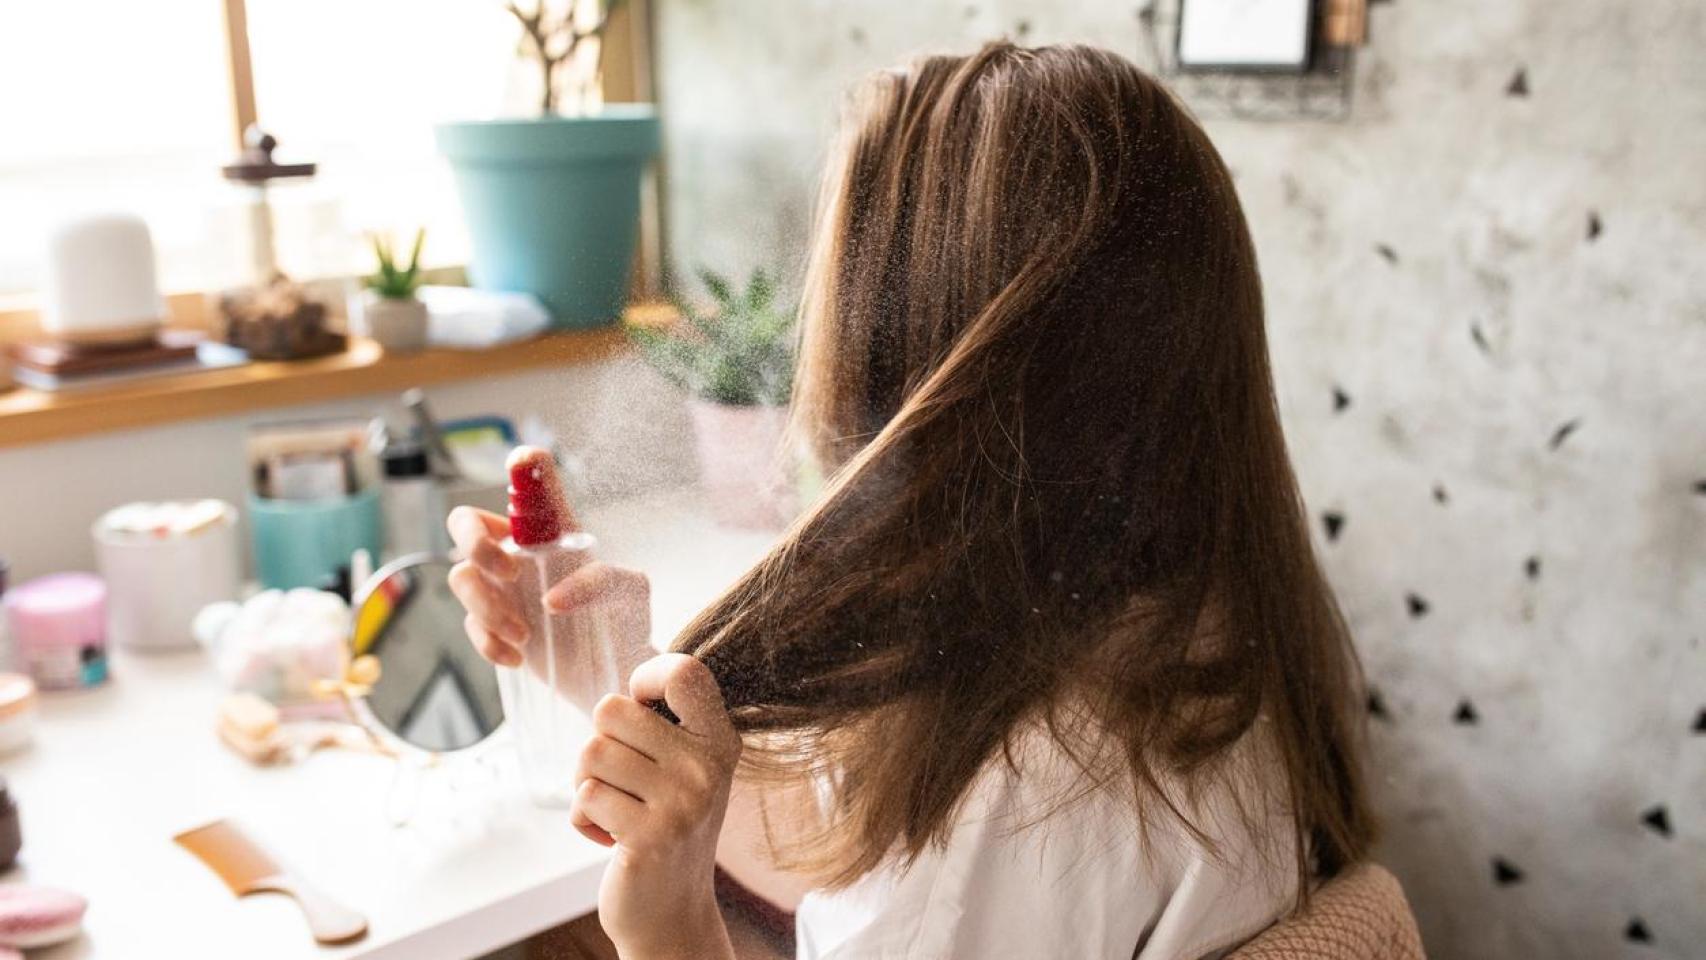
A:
506;446;572;546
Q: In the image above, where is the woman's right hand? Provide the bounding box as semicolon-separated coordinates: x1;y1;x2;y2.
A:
445;506;655;680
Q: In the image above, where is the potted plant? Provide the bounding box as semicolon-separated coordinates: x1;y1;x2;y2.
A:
435;1;658;330
632;268;798;529
357;229;429;353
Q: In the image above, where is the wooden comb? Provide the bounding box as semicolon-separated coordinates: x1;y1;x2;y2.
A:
174;819;367;945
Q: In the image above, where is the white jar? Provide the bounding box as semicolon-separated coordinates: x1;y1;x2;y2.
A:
93;500;242;651
42;213;165;345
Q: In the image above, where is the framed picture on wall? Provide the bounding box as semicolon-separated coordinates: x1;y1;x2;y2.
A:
1176;0;1314;72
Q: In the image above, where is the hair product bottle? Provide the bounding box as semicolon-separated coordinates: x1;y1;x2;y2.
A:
499;446;616;806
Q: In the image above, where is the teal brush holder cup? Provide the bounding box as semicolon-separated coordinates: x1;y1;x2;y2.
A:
249;490;383;591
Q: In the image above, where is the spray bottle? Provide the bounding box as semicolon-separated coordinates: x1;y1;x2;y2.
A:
499;446;618;807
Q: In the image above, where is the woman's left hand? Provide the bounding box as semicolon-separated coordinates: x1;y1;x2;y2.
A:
573;653;742;960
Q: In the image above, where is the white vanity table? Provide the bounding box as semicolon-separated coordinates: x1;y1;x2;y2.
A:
5;488;778;960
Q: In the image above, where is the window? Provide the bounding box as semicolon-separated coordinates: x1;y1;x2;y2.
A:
243;0;527;278
0;0;536;304
0;1;234;296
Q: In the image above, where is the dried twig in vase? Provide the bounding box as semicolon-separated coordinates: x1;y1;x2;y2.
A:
505;0;627;115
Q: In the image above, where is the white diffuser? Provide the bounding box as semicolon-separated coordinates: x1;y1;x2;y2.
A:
41;213;165;346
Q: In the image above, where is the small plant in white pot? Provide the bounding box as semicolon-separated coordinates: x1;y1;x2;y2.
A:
359;229;428;353
632;269;798;529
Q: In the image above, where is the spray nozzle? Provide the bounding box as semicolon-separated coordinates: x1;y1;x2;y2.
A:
506;445;572;546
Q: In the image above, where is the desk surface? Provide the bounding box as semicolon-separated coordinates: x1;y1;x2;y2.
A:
7;488;778;960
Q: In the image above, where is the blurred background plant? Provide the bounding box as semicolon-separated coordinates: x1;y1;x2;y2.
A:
365;229;425;300
631;268;795;407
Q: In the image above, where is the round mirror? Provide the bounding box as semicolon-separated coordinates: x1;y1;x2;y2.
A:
351;554;503;754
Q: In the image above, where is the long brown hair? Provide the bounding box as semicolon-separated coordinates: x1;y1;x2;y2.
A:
674;41;1374;897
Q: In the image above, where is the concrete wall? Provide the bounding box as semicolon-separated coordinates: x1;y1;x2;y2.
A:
653;1;1706;957
0;356;695;583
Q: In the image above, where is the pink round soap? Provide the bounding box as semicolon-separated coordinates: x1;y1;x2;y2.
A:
0;884;87;948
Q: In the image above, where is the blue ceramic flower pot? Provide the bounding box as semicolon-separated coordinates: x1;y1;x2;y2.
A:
436;106;660;329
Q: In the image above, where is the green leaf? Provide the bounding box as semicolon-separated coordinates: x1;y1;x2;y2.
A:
405;228;426;277
634;266;798;405
745;268;775;312
696;268;734;307
364;229;426;297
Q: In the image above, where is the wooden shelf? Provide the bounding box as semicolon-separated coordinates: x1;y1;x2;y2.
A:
0;305;672;449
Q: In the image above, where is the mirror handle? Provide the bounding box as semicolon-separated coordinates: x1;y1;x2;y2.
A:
644;700;681;725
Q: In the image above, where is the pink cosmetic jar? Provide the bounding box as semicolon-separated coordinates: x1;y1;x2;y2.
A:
2;574;109;690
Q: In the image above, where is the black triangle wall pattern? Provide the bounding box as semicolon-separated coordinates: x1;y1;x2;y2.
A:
1492;857;1524;886
1624;918;1652;944
1641;806;1672;839
1406;593;1430;618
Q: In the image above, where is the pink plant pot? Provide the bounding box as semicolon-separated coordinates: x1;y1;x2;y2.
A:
687;399;796;530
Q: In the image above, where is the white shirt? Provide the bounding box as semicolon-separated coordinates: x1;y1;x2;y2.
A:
793;724;1298;960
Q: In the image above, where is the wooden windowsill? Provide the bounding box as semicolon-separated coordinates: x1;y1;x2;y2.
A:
0;303;671;450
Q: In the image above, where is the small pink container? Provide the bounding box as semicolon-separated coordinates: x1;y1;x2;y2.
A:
2;574;109;690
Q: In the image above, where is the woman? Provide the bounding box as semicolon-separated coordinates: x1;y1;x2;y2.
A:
449;41;1375;960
